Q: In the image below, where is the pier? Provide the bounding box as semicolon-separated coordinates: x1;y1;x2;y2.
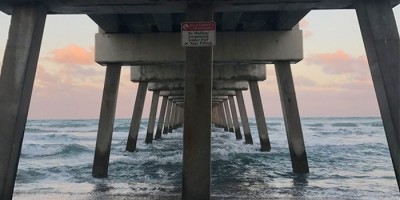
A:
0;0;399;199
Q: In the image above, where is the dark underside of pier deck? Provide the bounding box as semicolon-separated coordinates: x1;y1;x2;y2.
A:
0;0;399;33
0;1;399;200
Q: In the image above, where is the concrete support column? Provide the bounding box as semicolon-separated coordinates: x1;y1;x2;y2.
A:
155;96;168;139
175;106;181;129
211;107;216;125
172;104;178;129
275;61;309;173
219;104;229;131
182;3;213;199
145;91;160;144
249;81;271;152
179;106;184;126
235;90;253;144
213;106;220;127
169;102;176;133
229;96;242;140
126;82;148;152
0;5;47;199
163;100;173;134
355;0;399;190
223;100;234;132
92;64;121;178
176;105;180;127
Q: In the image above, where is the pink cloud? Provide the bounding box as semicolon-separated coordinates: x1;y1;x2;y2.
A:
299;19;310;28
299;19;313;39
305;50;369;80
293;76;317;87
30;65;139;119
48;44;95;65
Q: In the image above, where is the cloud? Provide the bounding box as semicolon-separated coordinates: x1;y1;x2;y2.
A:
293;76;317;87
29;53;142;119
299;19;313;39
299;19;309;28
305;50;369;80
47;44;95;65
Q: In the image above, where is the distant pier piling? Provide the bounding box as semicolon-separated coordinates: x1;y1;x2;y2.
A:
145;90;160;144
235;90;253;144
223;100;235;133
155;96;168;139
126;82;148;152
163;100;173;135
229;95;243;140
249;80;271;151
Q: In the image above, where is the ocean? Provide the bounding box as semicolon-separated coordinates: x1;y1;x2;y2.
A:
14;117;400;199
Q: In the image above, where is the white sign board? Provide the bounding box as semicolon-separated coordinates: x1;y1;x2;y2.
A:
181;21;216;47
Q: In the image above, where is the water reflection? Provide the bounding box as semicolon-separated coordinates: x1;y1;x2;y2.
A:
87;183;114;200
291;173;308;199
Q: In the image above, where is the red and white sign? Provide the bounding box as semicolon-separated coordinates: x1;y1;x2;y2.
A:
181;21;216;47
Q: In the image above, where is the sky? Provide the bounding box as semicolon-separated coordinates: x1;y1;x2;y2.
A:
0;6;399;120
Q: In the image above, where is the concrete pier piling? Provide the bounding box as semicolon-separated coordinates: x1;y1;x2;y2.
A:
168;102;176;133
223;100;235;133
171;103;178;130
275;61;309;173
0;5;47;199
145;90;160;144
235;90;254;144
155;96;168;139
93;64;121;178
217;105;223;128
163;100;173;135
229;95;243;140
182;3;213;199
355;0;400;190
214;106;222;128
249;80;271;151
219;103;229;131
126;82;148;152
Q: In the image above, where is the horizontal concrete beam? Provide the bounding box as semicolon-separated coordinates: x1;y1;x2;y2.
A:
213;96;229;100
172;100;227;104
160;90;235;96
148;81;184;91
168;96;229;100
96;31;303;65
1;1;399;15
212;99;225;103
168;96;184;100
131;64;266;82
148;81;249;91
213;81;248;90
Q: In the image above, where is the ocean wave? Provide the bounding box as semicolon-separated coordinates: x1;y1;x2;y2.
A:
331;123;358;127
21;144;91;158
305;123;324;127
113;124;131;132
14;117;400;199
267;122;282;126
362;121;383;127
25;128;54;133
16;168;48;183
47;121;95;128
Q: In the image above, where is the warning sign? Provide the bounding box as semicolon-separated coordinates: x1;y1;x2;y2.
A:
181;21;216;47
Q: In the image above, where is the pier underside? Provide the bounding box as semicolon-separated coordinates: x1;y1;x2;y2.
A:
0;0;399;199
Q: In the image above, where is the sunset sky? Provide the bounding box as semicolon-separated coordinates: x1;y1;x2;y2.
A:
0;7;399;119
